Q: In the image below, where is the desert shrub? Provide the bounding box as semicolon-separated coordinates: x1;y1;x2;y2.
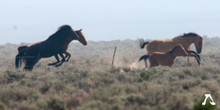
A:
39;81;52;93
36;99;47;110
92;86;123;102
122;57;130;64
166;93;193;110
126;68;143;76
19;78;31;86
143;84;165;106
202;65;220;74
0;102;6;110
0;87;40;104
107;97;123;110
53;81;66;92
66;98;80;109
181;79;201;90
183;68;194;76
65;89;89;109
78;100;107;110
79;70;89;78
17;102;37;110
110;66;120;73
123;94;146;105
116;73;126;81
115;72;134;84
140;70;155;81
123;103;151;110
194;97;218;110
121;66;131;72
77;80;92;92
62;72;79;84
134;77;143;82
124;85;138;94
92;73;116;88
47;95;66;110
201;73;209;80
2;70;25;84
201;81;220;94
2;39;220;109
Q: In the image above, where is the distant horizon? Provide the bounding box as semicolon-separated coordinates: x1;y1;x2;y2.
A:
1;35;218;46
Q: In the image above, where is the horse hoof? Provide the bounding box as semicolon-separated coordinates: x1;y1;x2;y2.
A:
198;57;201;61
48;63;54;66
55;64;61;67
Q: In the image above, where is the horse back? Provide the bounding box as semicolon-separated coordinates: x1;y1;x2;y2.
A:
151;52;175;66
146;39;178;54
25;40;62;58
18;45;29;52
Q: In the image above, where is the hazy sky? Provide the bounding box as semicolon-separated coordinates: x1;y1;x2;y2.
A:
0;0;220;44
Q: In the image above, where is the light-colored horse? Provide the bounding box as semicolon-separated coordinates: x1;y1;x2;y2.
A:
139;45;188;67
139;32;203;67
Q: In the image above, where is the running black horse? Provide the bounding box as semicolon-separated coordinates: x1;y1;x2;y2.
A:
15;25;87;71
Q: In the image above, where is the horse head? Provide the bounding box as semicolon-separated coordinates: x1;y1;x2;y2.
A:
172;45;188;56
58;25;79;40
75;29;87;46
194;35;203;54
182;32;203;54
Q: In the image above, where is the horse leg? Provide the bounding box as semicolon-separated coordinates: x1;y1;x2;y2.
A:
55;53;66;67
15;49;26;69
187;51;200;65
64;52;71;62
149;58;159;67
144;59;148;68
24;52;41;71
48;54;60;66
24;57;40;71
189;50;201;61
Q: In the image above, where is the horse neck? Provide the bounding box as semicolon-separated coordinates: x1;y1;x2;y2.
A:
46;33;73;51
63;37;74;51
169;48;180;57
174;37;194;50
181;36;197;44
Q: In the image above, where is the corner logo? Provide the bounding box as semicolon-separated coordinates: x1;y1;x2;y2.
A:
202;94;216;105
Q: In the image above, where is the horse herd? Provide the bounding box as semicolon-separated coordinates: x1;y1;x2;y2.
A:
15;25;203;71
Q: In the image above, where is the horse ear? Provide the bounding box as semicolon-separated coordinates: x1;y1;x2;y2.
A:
76;29;82;32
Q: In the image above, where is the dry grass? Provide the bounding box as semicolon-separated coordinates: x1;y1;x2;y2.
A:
0;38;220;110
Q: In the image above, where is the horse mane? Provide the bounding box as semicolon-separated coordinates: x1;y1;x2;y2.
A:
180;32;197;37
46;25;73;40
57;25;72;31
179;32;202;40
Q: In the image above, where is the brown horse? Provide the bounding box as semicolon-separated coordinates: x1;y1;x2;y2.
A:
139;45;188;67
139;32;203;67
15;25;87;71
18;46;71;63
47;29;86;66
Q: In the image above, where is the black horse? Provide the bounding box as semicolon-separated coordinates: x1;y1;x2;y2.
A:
15;25;87;71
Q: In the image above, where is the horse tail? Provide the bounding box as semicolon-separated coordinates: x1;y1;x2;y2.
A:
139;55;150;61
15;50;26;69
141;41;149;49
138;39;149;49
18;45;29;52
